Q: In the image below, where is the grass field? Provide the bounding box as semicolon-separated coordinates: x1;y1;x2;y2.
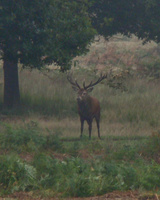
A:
0;36;160;199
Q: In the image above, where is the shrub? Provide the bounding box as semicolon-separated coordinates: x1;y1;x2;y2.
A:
142;131;160;160
142;163;160;190
0;155;36;194
1;152;160;197
118;163;138;190
32;153;60;188
44;129;64;152
0;122;46;152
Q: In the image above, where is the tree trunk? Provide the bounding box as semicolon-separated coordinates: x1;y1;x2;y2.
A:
3;58;20;108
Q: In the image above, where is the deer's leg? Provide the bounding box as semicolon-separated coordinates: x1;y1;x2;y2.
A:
80;118;84;138
96;117;101;139
87;120;92;139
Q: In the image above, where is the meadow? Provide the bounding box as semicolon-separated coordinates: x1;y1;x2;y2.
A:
0;36;160;199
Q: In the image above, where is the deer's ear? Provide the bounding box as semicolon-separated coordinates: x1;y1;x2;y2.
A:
87;87;93;93
72;86;79;92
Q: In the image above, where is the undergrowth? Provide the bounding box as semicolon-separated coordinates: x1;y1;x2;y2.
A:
0;122;160;197
0;154;37;195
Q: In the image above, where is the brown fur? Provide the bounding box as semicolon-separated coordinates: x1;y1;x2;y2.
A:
77;89;101;139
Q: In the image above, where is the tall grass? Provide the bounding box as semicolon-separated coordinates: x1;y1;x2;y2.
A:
0;36;160;139
16;68;160;138
19;70;77;117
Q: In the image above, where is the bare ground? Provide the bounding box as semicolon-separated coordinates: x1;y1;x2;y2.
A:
4;190;160;200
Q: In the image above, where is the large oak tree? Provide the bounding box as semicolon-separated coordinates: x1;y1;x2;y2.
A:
0;0;95;107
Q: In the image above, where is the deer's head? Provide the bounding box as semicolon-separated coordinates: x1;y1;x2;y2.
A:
67;73;107;102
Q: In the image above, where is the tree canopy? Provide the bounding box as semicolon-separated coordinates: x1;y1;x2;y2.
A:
0;0;95;71
89;0;160;42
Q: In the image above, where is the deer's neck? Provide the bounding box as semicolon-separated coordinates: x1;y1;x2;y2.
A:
77;96;92;113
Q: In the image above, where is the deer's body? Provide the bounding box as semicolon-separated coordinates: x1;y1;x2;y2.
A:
78;95;100;120
67;73;107;139
77;94;100;139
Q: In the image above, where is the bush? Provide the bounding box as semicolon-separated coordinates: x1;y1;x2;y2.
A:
1;152;160;197
0;155;36;194
44;129;64;152
0;122;46;152
32;153;60;188
142;131;160;160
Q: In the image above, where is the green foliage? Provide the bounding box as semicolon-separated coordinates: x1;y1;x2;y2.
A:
0;155;36;194
45;130;64;152
140;162;160;190
110;145;141;162
143;58;160;79
32;154;160;197
0;122;46;152
1;0;160;67
1;125;160;197
142;131;160;159
32;153;59;189
0;0;95;70
87;140;104;154
89;0;138;37
89;0;160;42
0;0;95;107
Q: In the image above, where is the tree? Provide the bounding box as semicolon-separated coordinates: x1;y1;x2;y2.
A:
0;0;95;107
89;0;143;37
135;0;160;42
89;0;160;42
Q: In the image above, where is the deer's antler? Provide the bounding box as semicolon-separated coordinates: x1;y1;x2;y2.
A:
83;73;108;89
67;73;81;89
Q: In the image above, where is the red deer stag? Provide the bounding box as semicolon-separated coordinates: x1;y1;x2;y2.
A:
67;73;107;139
